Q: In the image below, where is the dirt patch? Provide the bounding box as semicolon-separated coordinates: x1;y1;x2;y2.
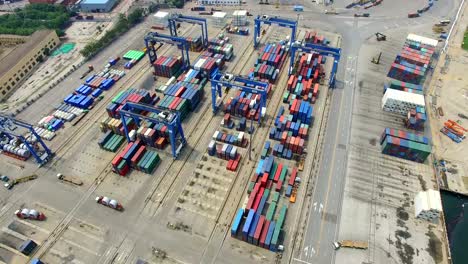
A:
396;230;411;239
426;228;443;264
417;175;427;191
369;138;377;146
397;207;409;221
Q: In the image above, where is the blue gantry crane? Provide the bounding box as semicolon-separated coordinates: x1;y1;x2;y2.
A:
290;42;341;88
119;102;186;159
0;114;53;165
254;15;298;49
144;32;191;72
210;69;269;124
168;14;208;49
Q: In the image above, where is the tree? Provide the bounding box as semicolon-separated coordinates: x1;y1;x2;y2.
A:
128;8;143;25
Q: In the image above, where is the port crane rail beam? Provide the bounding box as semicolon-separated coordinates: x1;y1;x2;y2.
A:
0;114;53;165
144;32;191;72
119;102;187;159
210;69;269;125
290;42;341;88
168;14;209;49
254;15;298;49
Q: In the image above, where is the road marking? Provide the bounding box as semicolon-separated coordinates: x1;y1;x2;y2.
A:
293;257;313;264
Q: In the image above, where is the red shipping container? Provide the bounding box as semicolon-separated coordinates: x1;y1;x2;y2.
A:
251;174;258;183
118;163;129;176
313;83;319;96
276;180;283;191
274;163;283;182
254;216;265;245
246;189;257;210
252;188;264;212
227;159;233;170
261;172;269;187
266;180;273;189
289;167;298;186
131;146;146;167
111;153;123;167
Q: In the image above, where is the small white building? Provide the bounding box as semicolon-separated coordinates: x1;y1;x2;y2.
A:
382;88;425;115
212;12;227;27
232;10;247;26
198;0;240;5
153;11;170;27
414;189;443;222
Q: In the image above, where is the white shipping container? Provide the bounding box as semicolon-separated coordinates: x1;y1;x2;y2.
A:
407;34;438;47
213;131;220;140
382;88;425;115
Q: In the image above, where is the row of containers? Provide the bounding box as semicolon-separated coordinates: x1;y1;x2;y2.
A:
409;0;435;18
247;43;289;83
208;34;234;60
192;35;234;76
346;0;383;9
207;129;247;171
122;50;146;69
382;34;437;136
303;31;330;46
286;51;326;104
102;65;210;174
0;54;134;160
380;128;431;163
230;154;300;251
111;139;161;176
156;69;208;120
230;38;319;251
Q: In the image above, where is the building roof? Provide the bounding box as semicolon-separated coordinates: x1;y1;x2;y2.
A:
213;12;227;18
80;0;111;4
0;30;54;77
154;11;169;18
233;10;247;16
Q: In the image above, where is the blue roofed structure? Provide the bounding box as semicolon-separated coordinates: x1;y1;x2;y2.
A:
79;0;116;12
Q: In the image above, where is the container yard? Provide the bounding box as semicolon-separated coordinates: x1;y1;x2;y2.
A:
0;2;460;264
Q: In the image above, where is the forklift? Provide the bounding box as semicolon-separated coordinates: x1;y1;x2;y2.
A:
371;52;382;65
375;32;387;41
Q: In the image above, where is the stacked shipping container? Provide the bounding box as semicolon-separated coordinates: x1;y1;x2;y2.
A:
380;128;431;163
285;51;325;104
230;154;298;251
153;56;183;78
249;43;289;83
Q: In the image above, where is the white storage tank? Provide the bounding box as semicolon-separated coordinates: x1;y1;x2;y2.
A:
232;10;247;26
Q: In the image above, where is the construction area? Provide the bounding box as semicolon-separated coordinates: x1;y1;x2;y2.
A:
0;0;466;264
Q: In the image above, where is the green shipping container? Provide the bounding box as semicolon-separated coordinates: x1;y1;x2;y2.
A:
272;191;280;203
279;166;288;182
266;202;277;221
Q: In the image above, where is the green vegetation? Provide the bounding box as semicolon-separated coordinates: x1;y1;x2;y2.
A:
463;27;468;50
167;0;184;8
0;4;71;36
80;8;144;59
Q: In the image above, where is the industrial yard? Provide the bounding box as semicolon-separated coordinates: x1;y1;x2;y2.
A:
0;0;466;264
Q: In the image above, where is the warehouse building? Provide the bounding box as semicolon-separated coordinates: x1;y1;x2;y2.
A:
0;35;27;47
197;0;240;5
79;0;117;12
0;30;59;101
